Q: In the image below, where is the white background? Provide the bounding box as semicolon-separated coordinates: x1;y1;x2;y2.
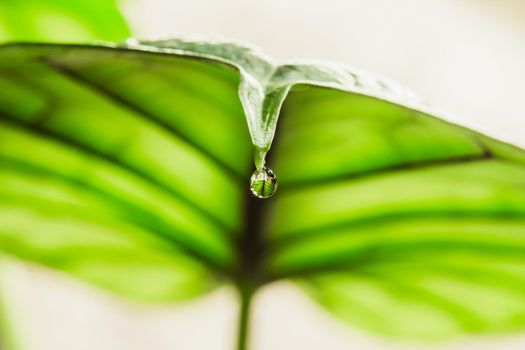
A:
4;1;525;349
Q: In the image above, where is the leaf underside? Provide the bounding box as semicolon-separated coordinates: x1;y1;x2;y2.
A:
1;41;525;340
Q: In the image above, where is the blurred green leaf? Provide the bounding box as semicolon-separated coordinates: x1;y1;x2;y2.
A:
0;0;129;42
1;40;525;343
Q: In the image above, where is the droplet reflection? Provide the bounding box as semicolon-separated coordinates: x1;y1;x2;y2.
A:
250;167;277;199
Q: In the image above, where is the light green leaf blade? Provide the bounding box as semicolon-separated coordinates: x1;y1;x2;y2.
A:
267;87;525;339
1;40;525;342
0;42;253;302
0;0;129;42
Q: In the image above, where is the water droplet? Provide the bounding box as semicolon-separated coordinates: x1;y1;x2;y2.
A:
250;167;277;198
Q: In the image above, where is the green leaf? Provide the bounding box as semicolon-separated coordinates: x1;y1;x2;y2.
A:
1;39;525;343
0;0;129;42
267;88;525;339
0;42;252;302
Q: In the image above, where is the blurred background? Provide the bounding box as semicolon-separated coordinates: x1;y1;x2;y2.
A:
1;0;525;349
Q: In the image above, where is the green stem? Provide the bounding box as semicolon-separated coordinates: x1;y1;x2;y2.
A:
236;287;254;350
